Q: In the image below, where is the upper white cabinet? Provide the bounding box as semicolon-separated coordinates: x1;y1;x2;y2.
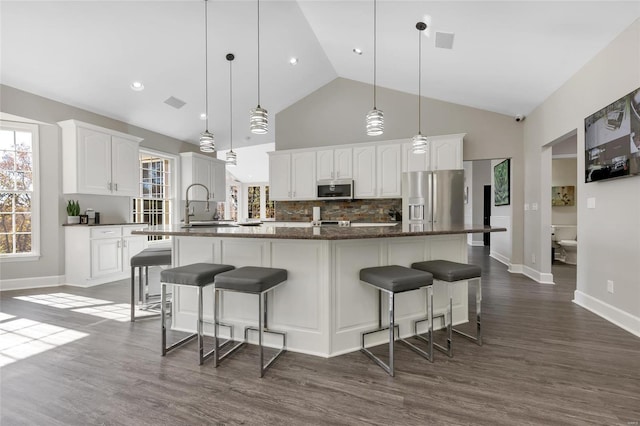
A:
269;152;316;200
180;152;226;201
376;144;402;197
352;146;376;198
316;148;353;180
59;120;142;196
402;133;464;172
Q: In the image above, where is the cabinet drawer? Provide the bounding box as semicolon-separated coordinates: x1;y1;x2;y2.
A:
123;225;148;237
90;227;122;239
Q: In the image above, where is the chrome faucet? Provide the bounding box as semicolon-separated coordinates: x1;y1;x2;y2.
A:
184;183;211;226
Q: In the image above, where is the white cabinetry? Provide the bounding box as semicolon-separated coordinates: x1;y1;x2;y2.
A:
65;225;148;287
58;120;142;196
316;148;352;180
402;133;464;172
376;144;402;197
268;152;316;200
180;152;226;201
352;146;377;198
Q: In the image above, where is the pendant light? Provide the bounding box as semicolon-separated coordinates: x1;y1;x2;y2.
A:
199;0;215;153
226;53;237;167
250;0;268;134
412;21;428;154
366;0;384;136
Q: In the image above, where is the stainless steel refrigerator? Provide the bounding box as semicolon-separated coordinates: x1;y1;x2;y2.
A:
402;170;464;231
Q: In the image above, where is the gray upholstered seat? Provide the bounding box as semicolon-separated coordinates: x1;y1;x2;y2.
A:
411;260;481;282
160;263;234;287
360;265;433;293
131;248;171;267
214;266;288;293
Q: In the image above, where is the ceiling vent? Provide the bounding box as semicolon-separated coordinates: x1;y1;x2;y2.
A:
164;96;186;109
435;32;455;49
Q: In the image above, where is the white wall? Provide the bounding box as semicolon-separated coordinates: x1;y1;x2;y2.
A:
0;85;200;284
552;158;578;226
490;159;514;270
524;19;640;335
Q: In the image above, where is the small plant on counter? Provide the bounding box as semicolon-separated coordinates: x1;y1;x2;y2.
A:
66;200;81;224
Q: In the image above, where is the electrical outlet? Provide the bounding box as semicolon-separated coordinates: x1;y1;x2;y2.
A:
607;280;614;294
532;253;536;264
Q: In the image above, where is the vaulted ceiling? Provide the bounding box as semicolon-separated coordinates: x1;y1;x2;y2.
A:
2;1;639;152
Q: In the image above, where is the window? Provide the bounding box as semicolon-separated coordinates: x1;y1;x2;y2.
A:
244;184;274;220
0;122;39;259
132;151;174;241
248;185;261;219
217;183;238;221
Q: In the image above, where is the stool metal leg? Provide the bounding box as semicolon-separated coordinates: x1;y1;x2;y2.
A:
259;292;265;377
161;283;197;356
130;267;136;322
413;282;452;357
453;277;482;345
388;292;394;376
401;286;434;362
197;287;204;364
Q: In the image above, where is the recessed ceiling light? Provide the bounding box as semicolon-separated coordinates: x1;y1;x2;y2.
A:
200;113;207;120
353;48;363;55
289;57;298;65
130;81;144;91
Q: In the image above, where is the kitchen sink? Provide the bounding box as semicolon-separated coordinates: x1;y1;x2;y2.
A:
182;220;238;228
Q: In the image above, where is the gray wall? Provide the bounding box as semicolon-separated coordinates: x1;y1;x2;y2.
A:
276;77;525;266
0;85;200;281
524;19;640;332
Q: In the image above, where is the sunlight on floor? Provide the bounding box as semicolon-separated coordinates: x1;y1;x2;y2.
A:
0;318;88;367
72;303;158;322
14;293;114;308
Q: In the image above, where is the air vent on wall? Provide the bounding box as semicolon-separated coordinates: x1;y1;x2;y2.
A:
164;96;186;109
435;32;455;49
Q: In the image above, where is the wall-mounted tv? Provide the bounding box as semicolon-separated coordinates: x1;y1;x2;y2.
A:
585;88;640;183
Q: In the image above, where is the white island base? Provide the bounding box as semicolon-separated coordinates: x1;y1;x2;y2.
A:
169;233;471;358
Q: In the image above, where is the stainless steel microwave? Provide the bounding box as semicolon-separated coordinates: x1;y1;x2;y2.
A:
317;179;354;200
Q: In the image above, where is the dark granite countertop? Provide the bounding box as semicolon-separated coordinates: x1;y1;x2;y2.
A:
132;224;506;240
62;223;148;227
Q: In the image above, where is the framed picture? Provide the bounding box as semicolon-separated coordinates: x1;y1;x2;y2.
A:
494;159;510;206
552;186;575;206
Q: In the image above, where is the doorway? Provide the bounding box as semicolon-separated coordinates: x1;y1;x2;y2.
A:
483;185;491;246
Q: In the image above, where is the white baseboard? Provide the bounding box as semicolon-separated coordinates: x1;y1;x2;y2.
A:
490;250;510;266
508;263;524;274
520;265;555;284
469;241;485;247
0;275;65;292
573;290;640;338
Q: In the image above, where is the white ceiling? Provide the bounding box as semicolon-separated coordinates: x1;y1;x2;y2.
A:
2;0;639;159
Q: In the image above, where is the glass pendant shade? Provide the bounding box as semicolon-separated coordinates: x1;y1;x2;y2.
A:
226;150;237;166
412;133;428;154
366;108;384;136
250;106;268;134
199;130;215;153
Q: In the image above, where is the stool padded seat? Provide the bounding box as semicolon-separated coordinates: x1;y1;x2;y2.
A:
161;263;234;287
360;265;433;293
131;248;172;267
214;266;287;293
411;260;481;282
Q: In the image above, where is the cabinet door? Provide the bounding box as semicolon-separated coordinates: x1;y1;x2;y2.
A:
91;238;122;278
77;127;112;195
190;156;211;201
430;137;462;170
353;146;376;198
269;154;291;200
334;148;353;179
377;144;401;197
123;236;146;267
211;160;226;201
111;136;140;196
316;149;334;180
402;142;430;172
291;152;316;199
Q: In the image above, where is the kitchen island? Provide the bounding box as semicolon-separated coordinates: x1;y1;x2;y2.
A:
133;223;505;357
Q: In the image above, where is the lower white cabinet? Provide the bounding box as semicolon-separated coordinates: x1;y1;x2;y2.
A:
65;224;148;287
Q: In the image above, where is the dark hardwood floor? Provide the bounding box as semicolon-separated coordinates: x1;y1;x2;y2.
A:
1;247;639;425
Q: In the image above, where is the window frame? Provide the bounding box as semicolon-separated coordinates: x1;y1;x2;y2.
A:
0;121;40;262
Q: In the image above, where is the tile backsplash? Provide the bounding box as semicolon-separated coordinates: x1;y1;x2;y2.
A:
275;199;402;222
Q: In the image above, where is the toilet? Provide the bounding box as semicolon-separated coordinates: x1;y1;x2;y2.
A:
552;225;578;265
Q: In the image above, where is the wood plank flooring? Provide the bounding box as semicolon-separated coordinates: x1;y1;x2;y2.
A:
1;247;639;425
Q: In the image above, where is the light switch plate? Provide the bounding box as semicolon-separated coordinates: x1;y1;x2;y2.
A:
587;197;596;209
532;203;538;211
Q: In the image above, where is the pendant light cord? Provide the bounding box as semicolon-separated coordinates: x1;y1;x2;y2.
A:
373;0;377;109
257;0;261;107
229;58;233;150
417;27;422;134
204;0;210;132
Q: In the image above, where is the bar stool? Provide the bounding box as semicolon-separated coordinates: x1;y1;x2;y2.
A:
160;263;234;365
359;265;434;377
130;247;172;322
213;266;288;377
411;260;482;357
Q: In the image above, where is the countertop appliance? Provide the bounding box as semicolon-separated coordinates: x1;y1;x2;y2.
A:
402;170;464;231
317;179;354;200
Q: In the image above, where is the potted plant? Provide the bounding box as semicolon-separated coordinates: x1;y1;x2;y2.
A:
66;200;80;224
